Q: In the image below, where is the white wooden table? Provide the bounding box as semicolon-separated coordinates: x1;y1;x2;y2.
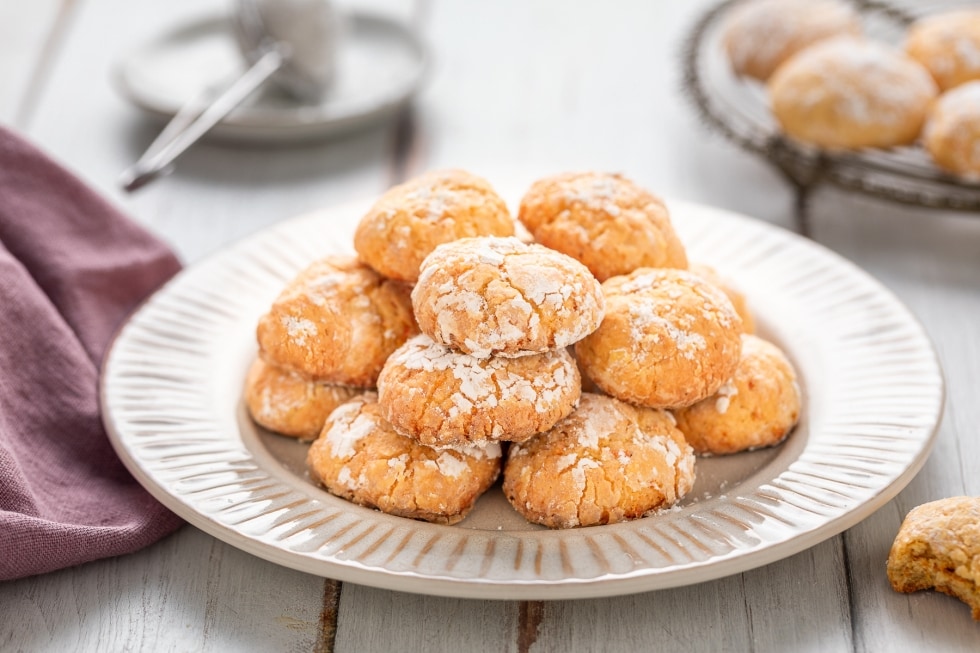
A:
2;1;979;651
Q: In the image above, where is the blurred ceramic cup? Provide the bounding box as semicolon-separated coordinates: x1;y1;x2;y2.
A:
235;0;340;102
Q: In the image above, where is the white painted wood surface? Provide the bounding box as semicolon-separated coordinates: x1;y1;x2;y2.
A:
1;1;978;652
0;0;63;125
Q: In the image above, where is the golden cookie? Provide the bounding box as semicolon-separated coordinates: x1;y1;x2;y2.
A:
887;496;980;621
924;81;980;177
377;334;581;447
906;10;980;92
768;37;938;149
575;268;742;409
723;0;861;81
307;394;501;525
412;236;605;358
517;172;687;282
688;262;755;334
503;393;696;529
244;359;364;440
673;335;800;455
353;169;514;282
256;256;417;387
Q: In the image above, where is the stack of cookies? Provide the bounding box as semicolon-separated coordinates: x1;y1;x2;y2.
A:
498;174;699;528
252;170;523;524
360;235;607;524
377;235;605;446
247;168;804;530
503;172;799;528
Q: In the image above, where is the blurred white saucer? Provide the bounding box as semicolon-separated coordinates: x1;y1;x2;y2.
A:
113;10;426;143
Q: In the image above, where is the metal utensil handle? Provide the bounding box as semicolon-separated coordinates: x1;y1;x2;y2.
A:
121;47;285;192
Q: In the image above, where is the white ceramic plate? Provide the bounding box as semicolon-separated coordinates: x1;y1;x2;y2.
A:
112;10;426;143
101;199;943;600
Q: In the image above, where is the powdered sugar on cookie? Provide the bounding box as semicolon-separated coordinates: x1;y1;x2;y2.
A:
412;236;604;358
306;393;501;525
503;394;696;529
377;334;581;446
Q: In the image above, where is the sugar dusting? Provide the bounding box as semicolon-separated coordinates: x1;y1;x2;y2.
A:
617;270;739;359
726;0;858;75
714;380;739;414
431;451;469;478
389;335;578;415
282;315;318;347
324;400;376;459
415;237;603;356
559;174;624;217
781;37;936;127
431;440;502;460
405;184;456;223
912;11;980;81
629;302;708;360
542;395;696;513
256;372;306;421
931;80;980;122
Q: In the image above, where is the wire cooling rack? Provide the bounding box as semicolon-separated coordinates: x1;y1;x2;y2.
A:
681;0;980;232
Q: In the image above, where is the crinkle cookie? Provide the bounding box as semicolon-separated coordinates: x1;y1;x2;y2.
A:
723;0;861;81
924;81;980;177
503;393;696;529
256;256;418;387
412;236;604;358
688;262;755;334
244;359;364;440
307;394;501;525
353;169;514;282
906;10;980;92
575;268;742;409
377;335;581;446
768;37;938;150
887;496;980;620
673;335;800;455
517;172;687;282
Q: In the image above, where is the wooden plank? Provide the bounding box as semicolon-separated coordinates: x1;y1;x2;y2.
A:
1;528;325;652
334;584;518;653
534;576;753;652
0;0;62;124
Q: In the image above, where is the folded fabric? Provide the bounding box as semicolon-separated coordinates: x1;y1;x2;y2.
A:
0;125;184;581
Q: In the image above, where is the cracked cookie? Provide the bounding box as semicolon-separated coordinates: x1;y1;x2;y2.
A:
924;81;980;177
503;393;696;529
256;255;418;387
377;334;581;447
906;9;980;92
517;172;687;282
887;496;980;620
244;358;364;440
768;37;938;150
576;268;743;409
307;393;501;525
412;236;605;358
353;169;514;282
673;335;800;455
722;0;861;81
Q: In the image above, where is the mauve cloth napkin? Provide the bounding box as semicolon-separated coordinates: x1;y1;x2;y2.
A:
0;126;184;581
